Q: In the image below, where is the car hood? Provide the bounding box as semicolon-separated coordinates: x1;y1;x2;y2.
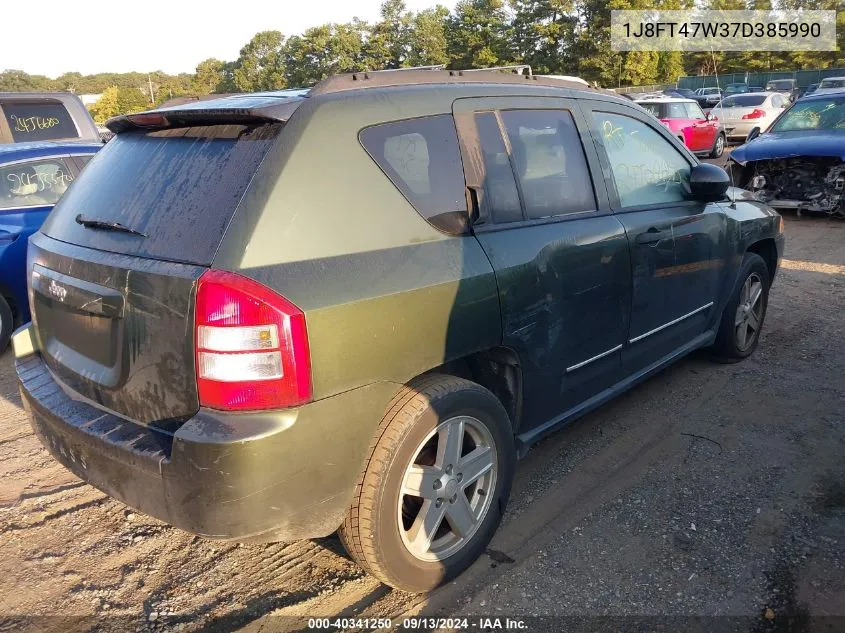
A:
730;130;845;164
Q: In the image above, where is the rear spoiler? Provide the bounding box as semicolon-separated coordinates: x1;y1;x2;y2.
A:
106;94;306;133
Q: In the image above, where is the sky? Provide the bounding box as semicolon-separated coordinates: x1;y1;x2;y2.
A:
2;0;457;79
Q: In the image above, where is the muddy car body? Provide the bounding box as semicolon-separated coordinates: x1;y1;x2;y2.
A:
729;92;845;217
14;70;784;592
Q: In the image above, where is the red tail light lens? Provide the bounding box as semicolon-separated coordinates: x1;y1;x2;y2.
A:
195;270;311;411
742;109;766;120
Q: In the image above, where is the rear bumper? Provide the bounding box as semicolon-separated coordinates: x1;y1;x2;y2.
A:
15;343;399;542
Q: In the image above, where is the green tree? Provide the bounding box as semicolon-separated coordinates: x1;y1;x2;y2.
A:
192;58;226;94
407;6;451;66
365;0;412;69
0;70;52;91
231;31;287;92
446;0;514;69
283;22;368;87
88;87;120;123
510;0;578;74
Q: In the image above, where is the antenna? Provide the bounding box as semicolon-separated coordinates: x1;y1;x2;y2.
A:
710;47;735;207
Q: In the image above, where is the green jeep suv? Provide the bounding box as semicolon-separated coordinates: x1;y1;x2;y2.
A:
14;70;784;592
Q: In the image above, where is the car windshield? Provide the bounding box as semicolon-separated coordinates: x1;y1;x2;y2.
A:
720;95;768;107
819;79;845;89
725;85;748;94
767;81;793;90
769;97;845;132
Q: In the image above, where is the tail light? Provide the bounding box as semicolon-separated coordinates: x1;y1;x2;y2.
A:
742;109;766;120
194;270;311;411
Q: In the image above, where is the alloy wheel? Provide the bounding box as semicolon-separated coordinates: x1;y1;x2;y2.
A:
734;272;764;351
398;415;498;562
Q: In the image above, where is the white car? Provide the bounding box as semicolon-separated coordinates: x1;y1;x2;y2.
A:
711;92;788;142
814;77;845;95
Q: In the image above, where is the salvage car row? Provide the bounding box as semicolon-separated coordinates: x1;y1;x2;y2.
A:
0;70;838;593
630;86;845;219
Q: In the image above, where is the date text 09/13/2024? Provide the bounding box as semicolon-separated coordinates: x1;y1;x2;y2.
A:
307;617;528;630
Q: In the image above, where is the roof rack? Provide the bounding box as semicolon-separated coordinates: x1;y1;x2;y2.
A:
309;68;607;97
371;64;447;72
460;65;532;76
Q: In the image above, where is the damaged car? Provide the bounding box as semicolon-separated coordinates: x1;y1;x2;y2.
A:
729;92;845;218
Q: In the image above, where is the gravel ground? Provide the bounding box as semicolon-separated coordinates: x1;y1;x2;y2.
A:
0;212;843;633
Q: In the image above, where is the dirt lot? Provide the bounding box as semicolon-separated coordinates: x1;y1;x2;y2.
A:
1;213;844;633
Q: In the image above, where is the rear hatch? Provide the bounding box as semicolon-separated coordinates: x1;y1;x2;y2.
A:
28;101;299;426
715;95;769;125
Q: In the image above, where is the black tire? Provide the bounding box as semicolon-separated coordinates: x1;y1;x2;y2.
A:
709;133;726;159
711;252;770;361
0;296;12;355
338;374;515;592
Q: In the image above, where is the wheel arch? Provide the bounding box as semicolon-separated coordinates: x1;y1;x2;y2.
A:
747;238;778;285
424;345;523;436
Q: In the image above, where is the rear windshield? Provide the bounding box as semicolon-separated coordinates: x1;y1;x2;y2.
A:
767;80;794;90
3;101;79;142
721;95;767;107
42;123;280;265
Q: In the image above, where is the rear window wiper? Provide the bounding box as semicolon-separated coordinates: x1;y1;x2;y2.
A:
75;214;147;237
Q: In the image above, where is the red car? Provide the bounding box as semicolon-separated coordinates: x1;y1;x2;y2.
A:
635;97;726;158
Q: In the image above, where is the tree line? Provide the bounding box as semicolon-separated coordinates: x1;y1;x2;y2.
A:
1;0;842;122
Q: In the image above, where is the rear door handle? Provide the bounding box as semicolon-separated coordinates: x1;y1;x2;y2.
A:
636;228;671;245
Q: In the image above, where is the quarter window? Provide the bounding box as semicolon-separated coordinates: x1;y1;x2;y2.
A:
360;115;467;232
500;109;596;218
0;158;75;209
591;112;691;209
684;102;706;120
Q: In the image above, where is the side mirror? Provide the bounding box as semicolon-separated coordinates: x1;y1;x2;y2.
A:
689;163;730;202
705;111;712;121
746;126;761;142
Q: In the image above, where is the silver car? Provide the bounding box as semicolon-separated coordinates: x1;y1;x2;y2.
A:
712;92;788;142
814;77;845;96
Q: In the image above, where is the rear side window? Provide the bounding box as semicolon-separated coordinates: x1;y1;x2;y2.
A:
41;124;280;266
360;115;467;233
3;102;79;142
665;103;687;118
0;158;75;209
722;95;767;107
500;109;596;218
638;103;666;119
684;103;705;119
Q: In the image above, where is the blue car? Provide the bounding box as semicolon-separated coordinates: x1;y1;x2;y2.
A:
728;92;845;218
1;141;101;351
